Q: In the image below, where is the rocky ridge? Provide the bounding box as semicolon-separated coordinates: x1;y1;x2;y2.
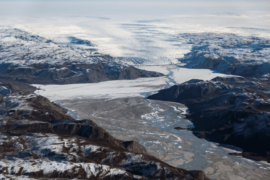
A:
178;33;270;77
0;78;209;180
148;76;270;162
0;28;163;84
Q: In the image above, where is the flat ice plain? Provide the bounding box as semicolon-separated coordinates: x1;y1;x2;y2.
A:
34;66;228;100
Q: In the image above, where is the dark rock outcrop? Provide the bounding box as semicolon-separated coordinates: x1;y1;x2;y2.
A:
148;76;270;162
0;61;164;84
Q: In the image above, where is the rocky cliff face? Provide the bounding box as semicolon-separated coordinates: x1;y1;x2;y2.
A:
148;76;270;162
0;79;209;180
0;28;163;84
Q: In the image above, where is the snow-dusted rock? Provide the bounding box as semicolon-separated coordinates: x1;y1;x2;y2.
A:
0;86;10;95
179;33;270;77
0;28;163;84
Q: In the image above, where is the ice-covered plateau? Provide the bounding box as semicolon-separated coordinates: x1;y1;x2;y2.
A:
0;78;209;180
0;28;163;84
179;33;270;77
148;76;270;163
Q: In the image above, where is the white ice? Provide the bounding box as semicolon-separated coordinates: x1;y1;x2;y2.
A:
33;65;230;101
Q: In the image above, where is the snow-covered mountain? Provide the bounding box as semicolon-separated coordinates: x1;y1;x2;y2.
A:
0;28;163;84
178;33;270;77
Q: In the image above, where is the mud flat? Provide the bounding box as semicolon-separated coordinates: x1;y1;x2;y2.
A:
58;97;195;166
58;96;270;180
204;153;270;180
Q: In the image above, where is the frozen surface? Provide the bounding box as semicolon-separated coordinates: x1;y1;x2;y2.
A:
33;65;229;101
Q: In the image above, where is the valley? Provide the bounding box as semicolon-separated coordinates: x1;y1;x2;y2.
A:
1;6;270;178
35;65;270;180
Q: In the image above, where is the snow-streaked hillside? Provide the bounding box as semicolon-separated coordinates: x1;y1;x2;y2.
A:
0;28;163;84
179;33;270;77
0;28;102;66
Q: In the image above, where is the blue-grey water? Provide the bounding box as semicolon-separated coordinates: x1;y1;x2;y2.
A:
57;103;80;120
139;88;270;171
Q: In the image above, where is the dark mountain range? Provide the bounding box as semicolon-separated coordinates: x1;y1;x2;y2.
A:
148;76;270;162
